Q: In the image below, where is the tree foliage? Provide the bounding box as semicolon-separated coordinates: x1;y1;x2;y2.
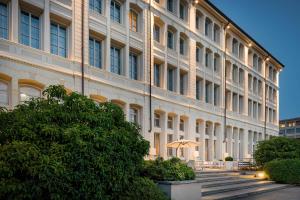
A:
254;137;300;166
0;85;152;200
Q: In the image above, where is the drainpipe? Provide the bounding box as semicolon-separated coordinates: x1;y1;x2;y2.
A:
264;56;269;136
148;1;152;132
223;23;230;144
81;0;85;95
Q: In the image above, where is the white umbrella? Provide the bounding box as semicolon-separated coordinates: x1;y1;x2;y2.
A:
166;139;200;157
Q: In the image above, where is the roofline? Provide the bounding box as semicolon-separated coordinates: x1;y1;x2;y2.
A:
280;117;300;122
204;0;285;68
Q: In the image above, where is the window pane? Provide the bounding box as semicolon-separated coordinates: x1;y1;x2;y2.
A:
19;86;41;102
0;81;8;105
0;3;8;39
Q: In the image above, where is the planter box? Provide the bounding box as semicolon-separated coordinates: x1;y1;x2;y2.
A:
225;161;234;170
157;180;202;200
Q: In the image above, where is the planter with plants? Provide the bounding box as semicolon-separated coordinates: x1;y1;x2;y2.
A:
142;157;201;200
224;156;234;170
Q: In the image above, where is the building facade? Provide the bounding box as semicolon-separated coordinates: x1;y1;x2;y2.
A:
279;118;300;140
0;0;283;161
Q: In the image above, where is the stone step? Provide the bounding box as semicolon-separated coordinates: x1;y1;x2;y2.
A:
195;170;238;174
202;178;261;188
196;175;240;183
197;172;240;178
202;183;290;200
202;180;274;196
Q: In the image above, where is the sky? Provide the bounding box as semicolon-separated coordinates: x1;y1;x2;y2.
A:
210;0;300;120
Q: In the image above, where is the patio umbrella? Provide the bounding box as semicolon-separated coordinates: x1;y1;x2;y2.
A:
166;139;200;157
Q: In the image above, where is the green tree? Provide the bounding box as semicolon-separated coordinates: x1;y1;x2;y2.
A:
0;85;164;200
254;137;300;166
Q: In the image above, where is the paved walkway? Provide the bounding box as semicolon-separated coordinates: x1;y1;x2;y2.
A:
242;186;300;200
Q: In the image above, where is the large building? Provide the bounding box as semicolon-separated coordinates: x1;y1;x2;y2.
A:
279;118;300;140
0;0;283;161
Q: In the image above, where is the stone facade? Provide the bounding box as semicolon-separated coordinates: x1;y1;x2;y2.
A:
0;0;283;161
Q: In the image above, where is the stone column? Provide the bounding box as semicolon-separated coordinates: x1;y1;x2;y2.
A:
105;0;111;71
124;0;130;77
199;120;206;160
43;0;50;52
11;0;19;42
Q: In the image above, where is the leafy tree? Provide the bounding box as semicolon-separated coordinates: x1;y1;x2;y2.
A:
0;85;155;200
254;137;300;166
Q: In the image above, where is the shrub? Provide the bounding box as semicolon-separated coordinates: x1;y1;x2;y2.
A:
264;159;300;184
141;157;195;181
0;85;155;199
225;156;233;161
121;177;168;200
254;137;300;166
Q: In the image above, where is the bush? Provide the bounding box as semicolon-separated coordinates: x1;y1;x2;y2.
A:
0;85;156;199
264;159;300;184
254;137;300;166
141;157;195;181
225;156;233;161
121;177;168;200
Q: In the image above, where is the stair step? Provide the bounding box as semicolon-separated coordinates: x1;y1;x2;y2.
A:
202;178;261;188
196;176;240;183
202;183;290;200
197;172;240;178
202;180;274;196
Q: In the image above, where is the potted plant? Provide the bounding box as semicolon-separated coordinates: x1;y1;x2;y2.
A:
142;157;202;200
224;156;234;170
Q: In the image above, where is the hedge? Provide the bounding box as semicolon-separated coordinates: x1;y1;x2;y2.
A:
264;159;300;184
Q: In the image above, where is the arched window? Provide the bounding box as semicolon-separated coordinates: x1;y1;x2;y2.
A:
19;85;41;102
205;17;212;37
232;38;238;56
0;81;9;106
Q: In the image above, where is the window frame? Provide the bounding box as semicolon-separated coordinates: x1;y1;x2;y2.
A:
19;10;40;49
0;2;8;39
50;22;67;58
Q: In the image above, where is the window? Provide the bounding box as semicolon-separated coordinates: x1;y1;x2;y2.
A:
196;46;201;62
167;31;174;49
0;81;8;106
89;38;102;68
195;137;199;151
110;46;121;74
20;11;40;49
167;134;173;156
167;67;175;91
51;23;67;57
214;84;220;106
232;93;238;112
179;1;186;20
214;54;220;72
205;18;212;37
179;37;184;55
213;24;220;43
167;0;174;13
19;86;41;102
180;72;187;95
248;99;252;117
153;25;160;42
89;0;102;13
205;81;212;104
0;3;8;39
239;95;244;114
129;10;138;32
196;122;200;133
205;51;209;67
129;108;138;124
129;53;138;80
239;69;244;85
232;38;238;56
110;0;121;23
167;116;173;129
232;65;238;83
154;113;160;127
154;63;161;87
180;119;184;131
